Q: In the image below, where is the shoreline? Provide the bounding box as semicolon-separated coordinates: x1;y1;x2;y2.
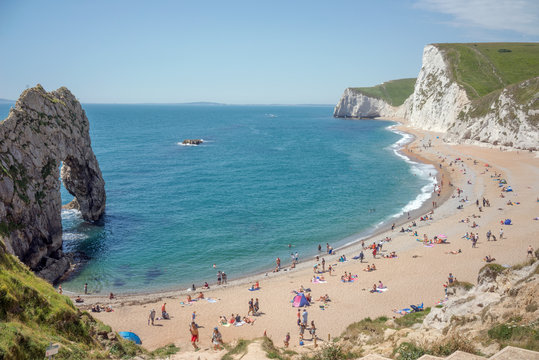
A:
68;121;452;303
82;123;539;353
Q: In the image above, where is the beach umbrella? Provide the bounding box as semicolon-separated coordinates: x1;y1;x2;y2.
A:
119;331;142;344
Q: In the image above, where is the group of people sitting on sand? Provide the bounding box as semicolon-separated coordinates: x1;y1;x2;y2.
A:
370;281;385;293
382;251;397;258
340;271;356;282
338;255;347;262
363;264;377;272
91;304;112;312
219;313;256;326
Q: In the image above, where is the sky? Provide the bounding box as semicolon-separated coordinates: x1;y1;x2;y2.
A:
0;0;538;104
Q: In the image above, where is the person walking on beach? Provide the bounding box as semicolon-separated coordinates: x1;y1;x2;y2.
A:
499;228;504;240
248;298;254;316
148;308;156;326
302;309;308;325
486;230;491;241
528;245;535;258
359;250;364;263
254;298;259;314
190;321;199;351
310;320;316;340
328;264;333;276
211;327;223;350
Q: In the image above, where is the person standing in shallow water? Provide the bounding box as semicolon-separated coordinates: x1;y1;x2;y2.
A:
84;283;88;294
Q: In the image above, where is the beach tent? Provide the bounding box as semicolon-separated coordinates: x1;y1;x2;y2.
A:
292;293;310;307
504;219;512;225
119;331;142;344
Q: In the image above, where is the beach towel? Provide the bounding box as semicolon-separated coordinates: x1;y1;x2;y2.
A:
248;287;260;291
378;287;388;292
312;279;327;284
234;321;246;327
393;308;412;315
424;244;434;247
221;323;231;327
206;298;217;303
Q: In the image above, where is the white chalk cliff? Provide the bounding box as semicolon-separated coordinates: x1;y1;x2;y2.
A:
334;44;539;150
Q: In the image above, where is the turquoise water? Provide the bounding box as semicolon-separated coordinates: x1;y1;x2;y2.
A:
0;104;434;293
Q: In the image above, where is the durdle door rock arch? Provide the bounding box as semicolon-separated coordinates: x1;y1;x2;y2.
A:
0;85;105;283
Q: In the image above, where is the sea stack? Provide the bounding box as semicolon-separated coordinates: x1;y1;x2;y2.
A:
0;85;106;283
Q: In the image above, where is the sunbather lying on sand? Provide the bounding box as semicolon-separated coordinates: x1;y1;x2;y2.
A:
446;249;462;255
317;294;330;302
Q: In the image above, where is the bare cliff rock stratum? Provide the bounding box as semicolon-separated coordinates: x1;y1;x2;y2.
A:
334;43;539;150
0;85;105;283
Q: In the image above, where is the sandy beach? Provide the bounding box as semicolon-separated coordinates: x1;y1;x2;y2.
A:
70;124;539;356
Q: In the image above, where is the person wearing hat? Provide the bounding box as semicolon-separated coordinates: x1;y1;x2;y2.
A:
212;327;223;350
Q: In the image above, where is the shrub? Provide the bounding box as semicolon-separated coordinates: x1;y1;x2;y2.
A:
395;342;426;360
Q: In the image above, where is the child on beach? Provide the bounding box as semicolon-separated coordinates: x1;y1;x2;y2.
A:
284;332;290;347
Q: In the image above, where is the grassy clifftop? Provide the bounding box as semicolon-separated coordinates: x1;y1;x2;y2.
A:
0;241;140;359
435;42;539;99
350;78;416;106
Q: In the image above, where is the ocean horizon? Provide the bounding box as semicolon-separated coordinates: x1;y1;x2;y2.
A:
0;104;435;294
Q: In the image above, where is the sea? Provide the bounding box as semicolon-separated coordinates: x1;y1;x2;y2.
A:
0;103;435;293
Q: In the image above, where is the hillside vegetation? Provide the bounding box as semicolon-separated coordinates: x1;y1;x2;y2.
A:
0;241;141;359
351;78;416;106
436;42;539;99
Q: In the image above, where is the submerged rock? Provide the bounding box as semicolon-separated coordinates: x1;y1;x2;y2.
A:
0;85;106;283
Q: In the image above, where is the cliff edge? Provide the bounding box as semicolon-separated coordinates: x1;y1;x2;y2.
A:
334;43;539;150
0;85;105;283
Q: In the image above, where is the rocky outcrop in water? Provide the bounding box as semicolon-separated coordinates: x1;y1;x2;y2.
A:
0;85;105;283
182;139;203;145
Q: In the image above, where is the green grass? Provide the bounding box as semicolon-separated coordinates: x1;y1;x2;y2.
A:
448;280;474;291
0;240;141;359
435;43;539;99
488;323;539;351
150;343;180;358
342;316;389;343
222;339;252;360
394;308;431;328
351;78;416;106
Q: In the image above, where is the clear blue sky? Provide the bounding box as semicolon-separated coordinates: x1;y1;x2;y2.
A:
1;0;537;104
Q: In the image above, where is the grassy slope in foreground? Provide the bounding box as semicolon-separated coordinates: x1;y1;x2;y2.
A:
0;241;140;360
435;42;539;99
350;78;416;106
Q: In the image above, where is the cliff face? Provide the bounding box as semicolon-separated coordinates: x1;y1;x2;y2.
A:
334;44;539;150
334;88;398;118
0;85;105;283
